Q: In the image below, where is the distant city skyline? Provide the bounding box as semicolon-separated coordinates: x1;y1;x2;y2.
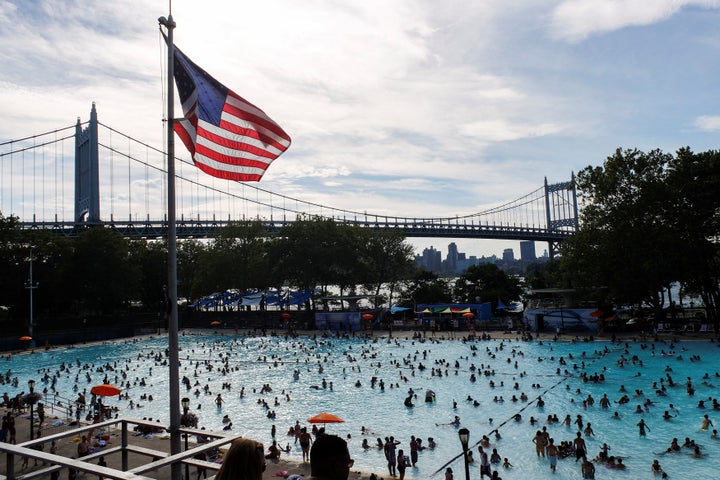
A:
414;239;548;275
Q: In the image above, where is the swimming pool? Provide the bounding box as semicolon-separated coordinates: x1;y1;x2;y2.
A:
5;333;720;479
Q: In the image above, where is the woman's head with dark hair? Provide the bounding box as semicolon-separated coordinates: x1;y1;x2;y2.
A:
215;438;265;480
310;434;353;480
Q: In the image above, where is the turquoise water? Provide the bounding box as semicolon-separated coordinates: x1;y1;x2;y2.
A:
6;333;720;479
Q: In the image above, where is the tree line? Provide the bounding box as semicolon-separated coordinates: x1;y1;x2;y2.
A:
0;215;522;326
10;145;708;330
528;147;720;325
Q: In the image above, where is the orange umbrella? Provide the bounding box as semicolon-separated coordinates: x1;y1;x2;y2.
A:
210;321;221;326
307;412;345;424
361;313;374;320
90;384;122;397
19;336;32;341
462;312;475;318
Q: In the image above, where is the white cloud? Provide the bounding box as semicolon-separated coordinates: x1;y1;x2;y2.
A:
2;0;720;257
549;0;720;42
694;115;720;131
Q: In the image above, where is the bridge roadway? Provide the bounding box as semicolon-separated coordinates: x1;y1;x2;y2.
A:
19;217;573;242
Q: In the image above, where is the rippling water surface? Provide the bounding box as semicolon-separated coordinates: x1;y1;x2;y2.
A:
6;332;720;479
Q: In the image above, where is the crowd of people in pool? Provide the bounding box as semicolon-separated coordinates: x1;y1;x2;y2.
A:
4;331;720;479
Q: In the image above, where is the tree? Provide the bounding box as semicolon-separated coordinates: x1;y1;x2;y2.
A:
358;229;415;306
129;239;167;311
560;148;678;310
177;239;206;300
70;227;138;315
559;147;720;324
453;263;522;307
194;221;271;295
398;269;453;306
666;148;720;323
272;217;348;294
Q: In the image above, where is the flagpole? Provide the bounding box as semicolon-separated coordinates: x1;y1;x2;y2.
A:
158;11;182;480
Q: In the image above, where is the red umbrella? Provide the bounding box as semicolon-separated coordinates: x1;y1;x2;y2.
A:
90;384;122;397
19;336;32;341
590;310;603;317
281;312;292;320
361;313;374;320
210;321;221;326
307;412;345;424
462;312;475;318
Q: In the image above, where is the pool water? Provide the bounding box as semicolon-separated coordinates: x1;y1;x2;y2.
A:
5;333;720;479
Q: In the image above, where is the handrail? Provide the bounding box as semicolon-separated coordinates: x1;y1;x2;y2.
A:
0;417;237;480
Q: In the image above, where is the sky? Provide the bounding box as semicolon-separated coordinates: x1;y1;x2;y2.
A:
1;0;719;258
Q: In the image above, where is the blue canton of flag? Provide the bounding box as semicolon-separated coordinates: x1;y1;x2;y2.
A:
172;44;291;181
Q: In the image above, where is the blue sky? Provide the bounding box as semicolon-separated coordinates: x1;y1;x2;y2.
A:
1;0;719;258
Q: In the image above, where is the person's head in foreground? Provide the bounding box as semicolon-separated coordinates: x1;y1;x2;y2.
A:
310;434;353;480
215;438;266;480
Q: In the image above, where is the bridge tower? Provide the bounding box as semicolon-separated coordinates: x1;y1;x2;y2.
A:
544;173;579;258
74;103;100;223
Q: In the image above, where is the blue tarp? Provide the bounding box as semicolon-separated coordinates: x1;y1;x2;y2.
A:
390;306;411;314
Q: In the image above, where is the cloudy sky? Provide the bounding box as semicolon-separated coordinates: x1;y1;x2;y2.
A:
1;0;719;258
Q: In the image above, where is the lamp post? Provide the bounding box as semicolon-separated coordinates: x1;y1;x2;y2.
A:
25;247;39;345
28;379;36;440
458;427;470;480
181;397;190;480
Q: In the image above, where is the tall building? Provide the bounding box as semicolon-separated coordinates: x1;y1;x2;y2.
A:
446;242;459;273
520;241;536;261
415;246;442;272
502;248;514;263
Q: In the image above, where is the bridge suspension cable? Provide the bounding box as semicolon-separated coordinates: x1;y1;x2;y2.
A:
1;118;577;248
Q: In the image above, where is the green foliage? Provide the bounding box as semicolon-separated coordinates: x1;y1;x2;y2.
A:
70;227;139;314
398;269;453;305
559;147;720;322
193;221;271;294
129;239;167;312
453;263;522;307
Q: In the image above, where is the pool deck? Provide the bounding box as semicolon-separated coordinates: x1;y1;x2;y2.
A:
0;412;321;480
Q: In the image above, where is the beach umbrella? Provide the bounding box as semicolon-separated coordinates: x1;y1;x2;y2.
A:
19;336;32;341
210;321;221;326
90;384;122;397
307;412;344;424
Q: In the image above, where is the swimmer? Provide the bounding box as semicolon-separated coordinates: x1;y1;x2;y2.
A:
532;430;546;458
701;414;713;430
652;459;667;478
545;439;558;472
581;457;595;479
692;445;706;458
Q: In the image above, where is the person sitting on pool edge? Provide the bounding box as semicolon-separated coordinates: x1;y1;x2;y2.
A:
265;441;281;460
308;434;354;480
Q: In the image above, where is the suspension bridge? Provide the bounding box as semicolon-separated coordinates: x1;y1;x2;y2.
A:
0;104;578;256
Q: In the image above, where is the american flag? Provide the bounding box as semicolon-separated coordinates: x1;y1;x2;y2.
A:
172;45;291;181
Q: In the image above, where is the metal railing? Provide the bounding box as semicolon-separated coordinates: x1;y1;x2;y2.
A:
0;418;236;480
